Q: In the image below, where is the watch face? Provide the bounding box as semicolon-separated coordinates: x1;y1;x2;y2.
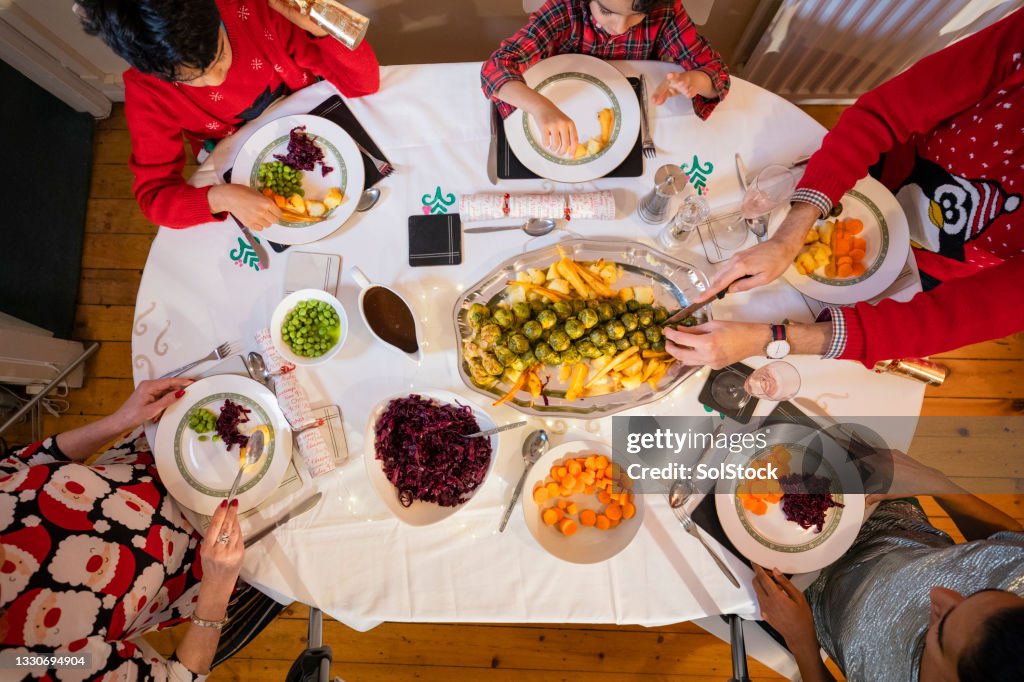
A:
766;340;791;359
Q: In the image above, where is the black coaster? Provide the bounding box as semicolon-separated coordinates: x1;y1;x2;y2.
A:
495;76;645;180
698;363;760;423
408;214;462;267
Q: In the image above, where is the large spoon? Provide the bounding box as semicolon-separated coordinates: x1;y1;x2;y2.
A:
356;187;382;213
499;429;549;532
668;479;740;588
227;428;266;504
465;218;557;236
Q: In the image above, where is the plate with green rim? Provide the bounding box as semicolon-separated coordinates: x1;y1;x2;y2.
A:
154;375;293;515
232;114;364;245
505;54;640;183
714;422;864;574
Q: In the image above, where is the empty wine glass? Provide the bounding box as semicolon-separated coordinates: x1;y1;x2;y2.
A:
658;194;709;250
710;361;802;412
741;165;797;240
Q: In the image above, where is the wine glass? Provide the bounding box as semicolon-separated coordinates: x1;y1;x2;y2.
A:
741;165;797;240
658;194;709;250
710;361;802;412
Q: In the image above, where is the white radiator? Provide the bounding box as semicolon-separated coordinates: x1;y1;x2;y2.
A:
738;0;1024;102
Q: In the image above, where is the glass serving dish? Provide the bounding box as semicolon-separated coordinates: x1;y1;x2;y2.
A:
452;238;712;419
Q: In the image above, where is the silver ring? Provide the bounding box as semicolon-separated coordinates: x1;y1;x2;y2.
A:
217;533;231;544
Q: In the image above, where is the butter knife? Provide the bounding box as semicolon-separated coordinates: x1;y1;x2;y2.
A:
231;215;269;271
463;420;528;439
244;492;322;548
487;104;499;185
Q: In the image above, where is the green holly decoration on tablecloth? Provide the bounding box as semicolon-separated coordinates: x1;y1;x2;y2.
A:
230;236;262;271
682;155;714;196
703;404;726;419
421;186;456;214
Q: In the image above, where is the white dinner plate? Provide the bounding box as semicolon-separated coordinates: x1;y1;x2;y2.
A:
363;390;498;526
714;423;864;574
154;375;293;515
233;114;365;245
782;175;910;305
523;440;644;564
505;54;640;183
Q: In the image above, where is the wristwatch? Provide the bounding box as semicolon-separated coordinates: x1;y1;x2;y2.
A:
766;324;791;359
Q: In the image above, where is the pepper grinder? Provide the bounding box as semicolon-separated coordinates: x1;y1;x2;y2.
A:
638;164;689;225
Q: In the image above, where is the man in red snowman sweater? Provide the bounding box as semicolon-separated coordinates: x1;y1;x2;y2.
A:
666;8;1023;369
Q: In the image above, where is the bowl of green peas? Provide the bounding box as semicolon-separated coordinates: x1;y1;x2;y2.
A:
271;289;348;365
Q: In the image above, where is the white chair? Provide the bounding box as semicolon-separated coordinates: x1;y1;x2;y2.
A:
522;0;714;25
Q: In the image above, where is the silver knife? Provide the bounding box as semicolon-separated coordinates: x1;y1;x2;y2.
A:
231;215;269;271
663;290;727;327
244;492;322;548
464;420;528;439
487;104;499;185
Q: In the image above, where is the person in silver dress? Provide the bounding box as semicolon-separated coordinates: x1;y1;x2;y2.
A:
754;451;1024;682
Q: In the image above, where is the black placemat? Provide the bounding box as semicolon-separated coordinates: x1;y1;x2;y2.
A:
408;214;462;266
697;363;760;423
495;76;644;180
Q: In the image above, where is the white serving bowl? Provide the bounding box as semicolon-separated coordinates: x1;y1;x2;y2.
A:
271;288;348;366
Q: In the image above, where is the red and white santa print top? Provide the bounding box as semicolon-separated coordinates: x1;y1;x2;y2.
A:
0;430;207;681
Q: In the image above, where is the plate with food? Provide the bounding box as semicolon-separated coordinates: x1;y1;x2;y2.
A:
714;423;864;574
154;375;293;515
523;440;643;564
505;54;640;183
233;114;364;245
783;175;910;304
454;238;711;419
364;391;498;526
271;289;348;366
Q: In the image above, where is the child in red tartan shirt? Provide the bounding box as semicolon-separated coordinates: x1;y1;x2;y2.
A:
481;0;729;157
76;0;379;230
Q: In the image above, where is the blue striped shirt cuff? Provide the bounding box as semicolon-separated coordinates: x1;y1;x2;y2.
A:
816;306;848;359
792;188;833;219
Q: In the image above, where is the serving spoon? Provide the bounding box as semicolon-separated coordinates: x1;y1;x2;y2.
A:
499;429;549;532
465;218;557;236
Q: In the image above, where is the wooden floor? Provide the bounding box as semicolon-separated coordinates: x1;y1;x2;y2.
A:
5;104;1022;681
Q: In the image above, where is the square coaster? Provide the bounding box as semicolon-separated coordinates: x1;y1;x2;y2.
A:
408;213;462;267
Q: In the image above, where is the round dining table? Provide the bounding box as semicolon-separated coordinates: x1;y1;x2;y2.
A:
132;61;925;632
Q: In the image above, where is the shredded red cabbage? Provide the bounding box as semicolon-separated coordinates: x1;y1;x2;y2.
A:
274;125;334;177
374;395;492;508
216;399;251;451
779;473;844;533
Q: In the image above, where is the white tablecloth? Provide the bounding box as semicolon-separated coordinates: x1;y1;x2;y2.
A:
132;62;924;631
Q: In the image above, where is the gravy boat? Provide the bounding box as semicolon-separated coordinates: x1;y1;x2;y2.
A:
351;266;424;363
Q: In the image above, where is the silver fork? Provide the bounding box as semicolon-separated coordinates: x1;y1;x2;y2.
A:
353;140;395;177
160;340;241;379
675;509;741;588
639;75;656;159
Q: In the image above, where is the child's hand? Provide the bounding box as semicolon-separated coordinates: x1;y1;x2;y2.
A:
267;0;329;38
530;96;579;157
208;184;282;231
652;71;715;105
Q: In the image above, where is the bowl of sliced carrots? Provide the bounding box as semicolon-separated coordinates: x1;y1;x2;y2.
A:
522;440;644;564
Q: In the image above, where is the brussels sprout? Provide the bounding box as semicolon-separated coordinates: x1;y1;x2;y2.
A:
509;355;527;372
478;323;502;347
521;320;543;341
536;309;558;330
543;351;563;366
651;339;666;352
548;329;571;352
615;337;631;351
468;359;493;385
611;300;627;316
597;302;615;321
680;316;699;328
589;328;609;346
571;299;586;314
534;342;554;362
508;333;531;354
529;299;546;315
494;345;516;367
512;301;532;322
481;352;504;376
578;308;599;329
620;312;639;332
654;306;669;324
564;318;586;340
629;330;646;347
468;303;490;326
492;307;515;329
626;299;640;312
645;326;663;343
464;341;483;358
605;320;627;341
600;343;618;357
552;300;573;320
561;347;582;365
519;349;537;367
586;299;601;310
575;340;600;359
637;308;655;327
639;340;651;350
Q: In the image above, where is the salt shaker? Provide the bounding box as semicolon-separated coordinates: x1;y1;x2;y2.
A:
288;0;370;50
637;165;689;225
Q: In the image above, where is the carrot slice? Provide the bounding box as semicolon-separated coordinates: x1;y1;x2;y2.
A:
567;460;582;476
580;509;597;526
598;491;612;505
594;455;609;470
852;237;867;251
532;486;548;504
596;514;611;530
849;249;866;262
606;503;623;521
559;518;578;536
851;262;866;276
546;482;559;498
845;218;864;234
622;502;636;519
562;474;577;490
556;499;568;510
542;508;560;526
837;263;853;277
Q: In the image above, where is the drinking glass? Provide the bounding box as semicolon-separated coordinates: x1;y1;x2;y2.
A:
658;194;709;250
741;165;797;240
710;361;802;412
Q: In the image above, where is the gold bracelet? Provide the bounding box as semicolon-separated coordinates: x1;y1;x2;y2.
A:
190;614;228;629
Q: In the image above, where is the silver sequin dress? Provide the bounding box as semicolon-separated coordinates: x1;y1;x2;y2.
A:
804;500;1024;682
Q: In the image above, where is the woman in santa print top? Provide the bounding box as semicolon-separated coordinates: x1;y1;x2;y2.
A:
0;379;251;679
664;8;1023;370
76;0;380;231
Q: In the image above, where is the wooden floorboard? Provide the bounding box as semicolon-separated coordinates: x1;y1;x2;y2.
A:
3;102;1018;682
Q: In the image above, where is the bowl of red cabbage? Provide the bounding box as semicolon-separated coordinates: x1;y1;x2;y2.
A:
363;390;498;525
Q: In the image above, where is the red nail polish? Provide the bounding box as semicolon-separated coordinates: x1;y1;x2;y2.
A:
175;389;187;398
231;499;239;507
220;500;227;508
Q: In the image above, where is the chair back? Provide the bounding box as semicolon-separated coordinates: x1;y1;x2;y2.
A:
522;0;714;25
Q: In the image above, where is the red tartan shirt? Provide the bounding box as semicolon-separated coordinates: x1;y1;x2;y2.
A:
480;0;729;120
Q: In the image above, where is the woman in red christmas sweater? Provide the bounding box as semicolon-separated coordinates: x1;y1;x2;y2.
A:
665;8;1023;370
77;0;379;230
